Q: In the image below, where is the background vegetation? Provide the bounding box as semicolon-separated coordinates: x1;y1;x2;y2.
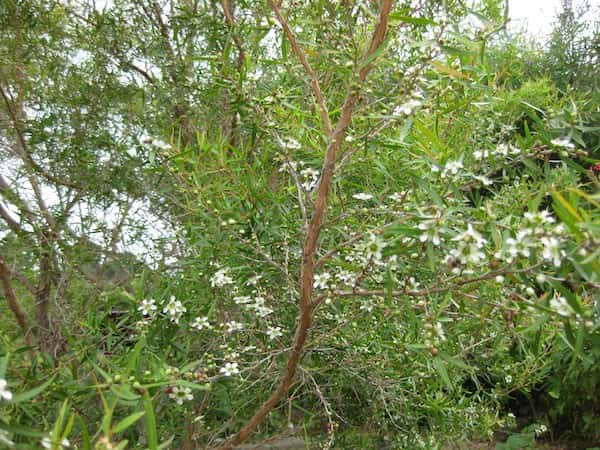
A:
0;0;598;448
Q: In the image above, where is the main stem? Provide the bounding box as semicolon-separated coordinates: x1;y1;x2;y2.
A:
213;2;393;448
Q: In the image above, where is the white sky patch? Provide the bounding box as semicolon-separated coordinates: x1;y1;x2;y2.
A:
508;0;600;37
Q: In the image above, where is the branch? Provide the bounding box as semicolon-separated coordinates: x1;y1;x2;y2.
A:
0;81;80;189
0;202;21;233
212;2;394;448
0;255;36;348
318;264;544;307
268;0;333;136
219;0;246;148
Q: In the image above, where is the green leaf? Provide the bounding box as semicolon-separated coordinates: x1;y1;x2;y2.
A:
143;391;158;450
430;61;471;80
11;375;56;403
0;353;8;378
113;411;146;434
432;357;453;390
359;35;391;69
389;13;437;26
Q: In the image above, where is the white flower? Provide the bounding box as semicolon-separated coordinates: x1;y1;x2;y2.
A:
494;143;510;156
418;220;441;246
151;139;171;151
169;386;193;405
210;268;234;288
281;137;301;150
433;322;446;341
352;192;374;201
473;149;489;160
42;432;70;449
534;424;548;436
388;191;407;202
138;298;157;316
219;362;240;377
550;295;573;317
300;167;320;191
266;326;283;340
233;295;252;304
393;98;422;115
313;272;332;290
225;320;244;333
524;210;555;230
246;275;262;286
0;379;12;401
474;175;493;186
191;316;212;331
162;296;186;324
441;160;463;178
0;430;14;446
453;224;487;249
540;236;565;267
364;233;386;262
336;270;354;284
504;231;534;261
550;137;575;149
505;375;513;384
254;304;274;317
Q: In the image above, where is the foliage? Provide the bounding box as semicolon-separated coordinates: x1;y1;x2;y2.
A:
0;0;598;449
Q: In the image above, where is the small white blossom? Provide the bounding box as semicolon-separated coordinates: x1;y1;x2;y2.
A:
540;236;565;267
534;424;548;436
418;220;442;246
393;98;422;115
42;433;70;449
281;137;301;150
505;375;513;384
210;268;234;288
453;224;487;249
0;430;14;446
474;175;493;186
191;316;212;331
266;326;283;340
138;298;157;316
388;191;407;202
473;149;489;160
254;305;274;317
313;272;332;290
220;362;240;377
0;379;12;401
151;139;171;151
441;160;463;178
550;295;573;317
163;296;186;324
246;275;262;286
225;320;244;333
233;295;252;304
336;270;354;284
550;137;574;149
433;322;446;341
494;143;510;156
300;167;320;191
364;233;387;262
169;386;193;405
352;192;374;201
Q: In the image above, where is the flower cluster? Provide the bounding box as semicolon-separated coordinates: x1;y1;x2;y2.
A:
210;267;234;288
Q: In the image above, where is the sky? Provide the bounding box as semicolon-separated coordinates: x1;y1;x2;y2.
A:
508;0;600;36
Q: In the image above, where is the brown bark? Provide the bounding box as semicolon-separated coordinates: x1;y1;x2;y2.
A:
220;0;246;149
212;2;394;448
0;255;35;348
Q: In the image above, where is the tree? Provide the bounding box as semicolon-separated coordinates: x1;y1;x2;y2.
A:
0;0;598;448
